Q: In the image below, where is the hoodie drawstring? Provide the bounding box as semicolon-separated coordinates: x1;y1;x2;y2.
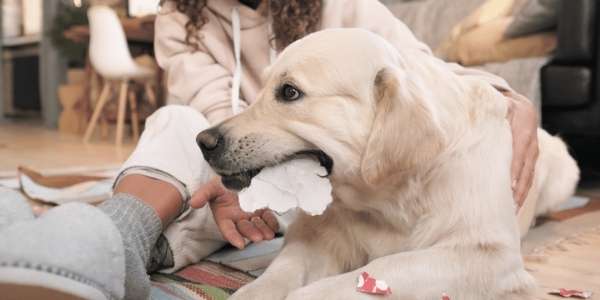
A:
231;6;277;115
231;7;242;115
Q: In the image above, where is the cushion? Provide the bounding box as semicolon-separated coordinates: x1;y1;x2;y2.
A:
386;0;489;49
541;65;592;108
505;0;559;38
435;0;556;66
437;17;556;66
554;0;596;63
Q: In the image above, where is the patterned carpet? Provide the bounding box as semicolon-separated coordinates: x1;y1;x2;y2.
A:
150;261;255;300
525;227;600;299
523;207;600;299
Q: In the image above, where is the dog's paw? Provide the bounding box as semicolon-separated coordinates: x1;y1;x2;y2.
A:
286;287;338;300
230;280;289;300
229;287;264;300
285;273;357;300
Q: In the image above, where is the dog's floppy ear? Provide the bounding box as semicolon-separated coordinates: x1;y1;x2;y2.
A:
360;67;446;186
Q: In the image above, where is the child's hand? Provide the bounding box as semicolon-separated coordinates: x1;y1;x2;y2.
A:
190;177;279;249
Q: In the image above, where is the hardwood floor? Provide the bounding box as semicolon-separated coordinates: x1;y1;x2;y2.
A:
525;206;600;299
0;119;135;177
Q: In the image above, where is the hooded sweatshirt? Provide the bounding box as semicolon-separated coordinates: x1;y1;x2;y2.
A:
155;0;510;124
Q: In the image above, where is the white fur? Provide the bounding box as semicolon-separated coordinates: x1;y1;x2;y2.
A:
213;29;580;300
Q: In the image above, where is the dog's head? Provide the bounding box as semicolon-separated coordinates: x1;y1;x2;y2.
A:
197;29;447;190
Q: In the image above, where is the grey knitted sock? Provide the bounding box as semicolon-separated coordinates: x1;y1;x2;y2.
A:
98;193;163;300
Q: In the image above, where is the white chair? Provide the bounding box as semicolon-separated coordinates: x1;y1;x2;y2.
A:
83;5;157;146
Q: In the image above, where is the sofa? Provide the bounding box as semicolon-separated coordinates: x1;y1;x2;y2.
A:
541;0;600;180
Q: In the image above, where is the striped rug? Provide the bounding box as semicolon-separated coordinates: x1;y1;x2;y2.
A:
150;261;255;300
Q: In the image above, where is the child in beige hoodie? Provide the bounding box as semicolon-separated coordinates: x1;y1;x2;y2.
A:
0;1;540;299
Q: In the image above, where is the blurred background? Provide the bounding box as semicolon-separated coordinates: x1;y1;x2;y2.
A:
0;0;160;176
0;0;598;182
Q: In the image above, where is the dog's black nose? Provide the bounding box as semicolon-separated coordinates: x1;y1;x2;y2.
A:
196;128;224;159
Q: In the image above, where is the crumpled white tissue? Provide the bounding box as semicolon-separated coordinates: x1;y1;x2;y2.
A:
238;158;333;216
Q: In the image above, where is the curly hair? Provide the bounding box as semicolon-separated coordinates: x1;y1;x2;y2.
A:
162;0;322;51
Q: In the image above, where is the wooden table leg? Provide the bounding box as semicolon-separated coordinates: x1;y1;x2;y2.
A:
115;79;129;147
128;88;140;141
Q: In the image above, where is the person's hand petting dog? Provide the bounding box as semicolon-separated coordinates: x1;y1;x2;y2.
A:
190;177;279;249
505;90;540;210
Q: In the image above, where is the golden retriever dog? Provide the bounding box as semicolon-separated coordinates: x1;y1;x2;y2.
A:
196;29;579;299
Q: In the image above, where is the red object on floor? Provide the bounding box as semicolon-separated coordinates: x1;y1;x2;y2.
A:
441;293;451;300
549;288;593;299
356;272;392;296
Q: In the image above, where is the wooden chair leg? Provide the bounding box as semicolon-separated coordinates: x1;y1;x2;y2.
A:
115;80;129;147
83;82;111;143
100;115;109;139
144;82;157;108
128;89;140;142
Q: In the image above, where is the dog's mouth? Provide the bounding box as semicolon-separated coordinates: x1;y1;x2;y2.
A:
219;150;334;191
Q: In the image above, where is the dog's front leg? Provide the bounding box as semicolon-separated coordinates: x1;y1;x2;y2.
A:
230;240;343;300
286;247;533;300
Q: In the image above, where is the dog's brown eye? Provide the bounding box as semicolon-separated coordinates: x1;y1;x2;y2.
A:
278;83;303;102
